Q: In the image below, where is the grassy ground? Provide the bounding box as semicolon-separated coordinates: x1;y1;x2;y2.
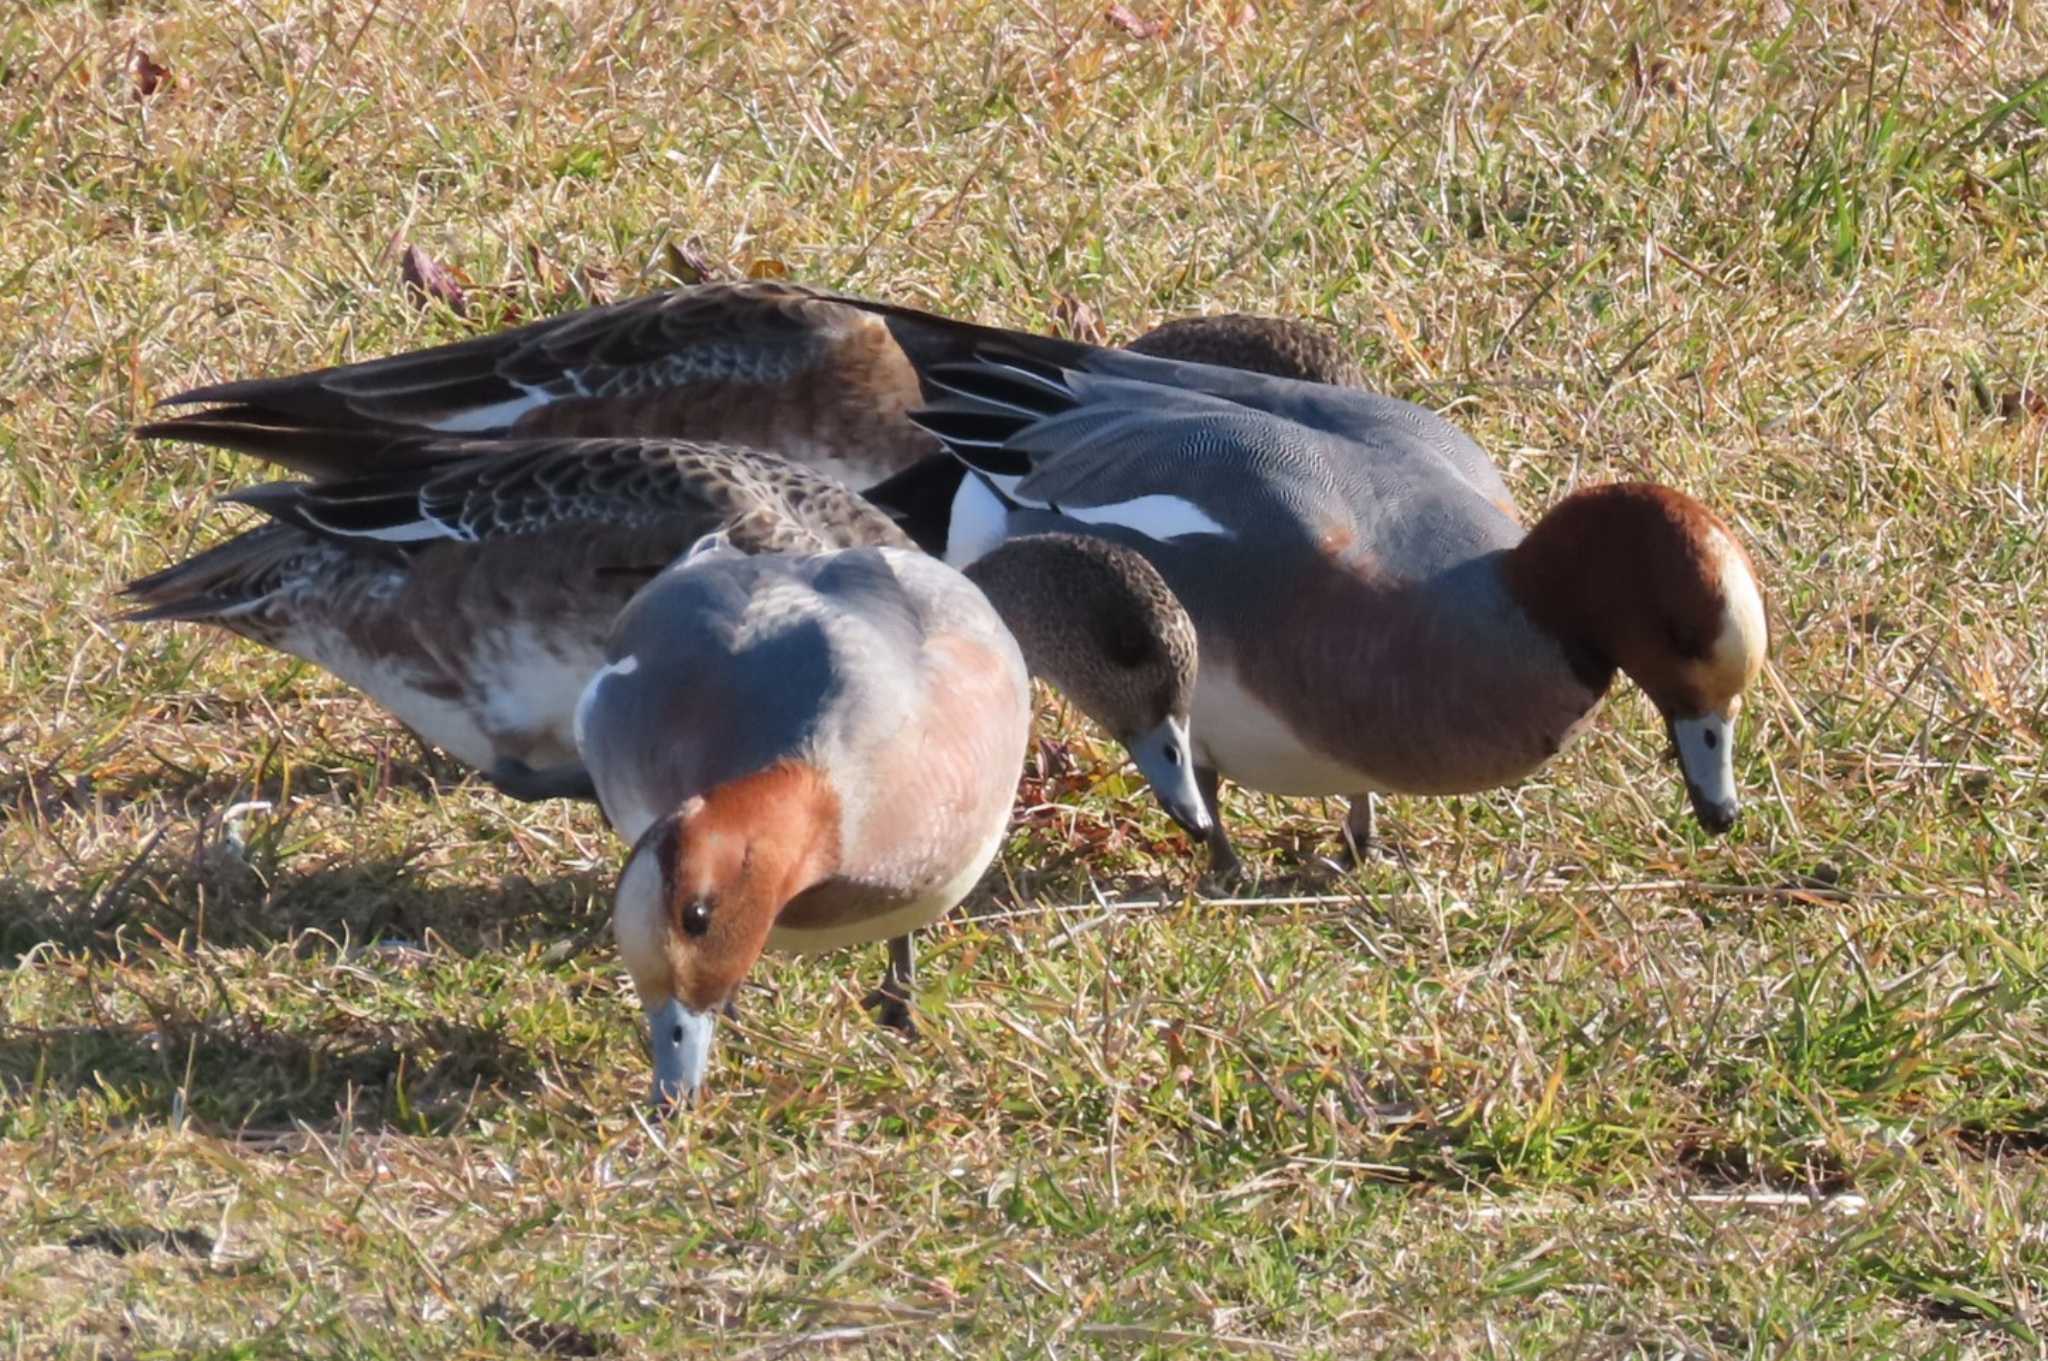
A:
3;0;2045;1355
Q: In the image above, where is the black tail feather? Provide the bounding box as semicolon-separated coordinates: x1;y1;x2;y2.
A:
861;455;967;557
906;409;1038;475
136;407;453;480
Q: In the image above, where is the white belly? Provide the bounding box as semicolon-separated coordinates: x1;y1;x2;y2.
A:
280;625;501;770
1191;661;1374;796
470;622;601;767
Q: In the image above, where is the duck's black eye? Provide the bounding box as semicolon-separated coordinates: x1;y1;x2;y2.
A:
1164;743;1183;767
1702;727;1719;750
1104;614;1155;670
1668;621;1709;661
680;900;712;937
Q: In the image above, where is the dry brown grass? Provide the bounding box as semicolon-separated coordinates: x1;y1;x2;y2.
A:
3;1;2047;1356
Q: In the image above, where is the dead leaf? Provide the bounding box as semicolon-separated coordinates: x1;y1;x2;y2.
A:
400;245;469;317
1105;4;1167;39
745;257;791;280
1052;294;1107;346
572;263;618;305
129;48;171;100
521;241;566;295
1998;387;2046;422
661;237;724;286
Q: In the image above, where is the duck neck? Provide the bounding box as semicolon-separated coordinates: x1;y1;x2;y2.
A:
961;537;1114;727
1497;493;1625;698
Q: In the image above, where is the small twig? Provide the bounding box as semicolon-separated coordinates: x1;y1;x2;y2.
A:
1077;1324;1303;1356
731;1323;911;1360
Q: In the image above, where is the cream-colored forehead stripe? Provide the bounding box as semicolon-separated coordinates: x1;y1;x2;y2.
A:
1705;528;1768;697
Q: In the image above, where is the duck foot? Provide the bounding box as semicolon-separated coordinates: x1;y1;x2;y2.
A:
862;935;920;1038
1336;794;1410;866
1200;845;1248;894
862;987;920;1038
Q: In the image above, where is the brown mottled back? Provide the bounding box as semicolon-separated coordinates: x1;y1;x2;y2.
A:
1124;314;1362;387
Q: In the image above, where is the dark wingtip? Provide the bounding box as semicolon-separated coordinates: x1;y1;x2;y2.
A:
219;481;302;515
152;378;264;410
906;409;1035;477
132;408;449;480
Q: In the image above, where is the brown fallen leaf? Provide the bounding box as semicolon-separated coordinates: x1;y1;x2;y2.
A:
521;241;566;295
661;237;725;286
1998;387;2046;422
745;257;791;280
1053;294;1107;346
572;263;619;305
130;48;171;100
1105;3;1167;39
399;244;469;317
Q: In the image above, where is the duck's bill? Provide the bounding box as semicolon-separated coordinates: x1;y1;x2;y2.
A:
647;997;716;1110
1127;715;1213;839
1669;711;1740;835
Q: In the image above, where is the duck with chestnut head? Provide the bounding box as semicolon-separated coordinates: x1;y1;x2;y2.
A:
843;304;1769;875
576;534;1203;1104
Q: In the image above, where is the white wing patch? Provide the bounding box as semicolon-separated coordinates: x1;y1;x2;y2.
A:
424;381;558;433
944;472;1233;564
573;652;640;751
313;517;456;545
1052;494;1232;543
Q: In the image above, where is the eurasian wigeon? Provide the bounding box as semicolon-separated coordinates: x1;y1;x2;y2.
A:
124;434;1208;842
882;338;1769;875
136;282;1358;489
574;533;1203;1102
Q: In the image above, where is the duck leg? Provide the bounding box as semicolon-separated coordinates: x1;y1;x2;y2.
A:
1341;793;1375;860
1196;765;1244;884
862;935;919;1037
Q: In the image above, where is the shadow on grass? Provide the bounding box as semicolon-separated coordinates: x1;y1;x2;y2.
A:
0;1011;544;1134
0;744;471;830
1;849;615;1132
0;851;609;964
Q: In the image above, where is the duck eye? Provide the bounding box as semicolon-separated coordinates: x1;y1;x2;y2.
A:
1165;743;1183;767
1667;621;1708;661
680;900;712;937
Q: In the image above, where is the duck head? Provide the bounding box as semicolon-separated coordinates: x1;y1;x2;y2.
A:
1506;483;1769;834
612;762;839;1106
963;534;1210;839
